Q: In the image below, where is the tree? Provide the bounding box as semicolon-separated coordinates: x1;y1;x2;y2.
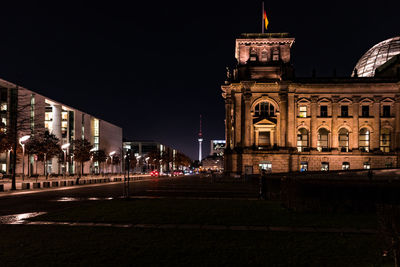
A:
25;132;62;178
175;152;192;168
91;149;107;174
147;150;161;171
71;138;93;177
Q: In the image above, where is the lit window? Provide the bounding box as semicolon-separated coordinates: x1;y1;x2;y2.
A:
359;128;370;152
321;162;329;171
342;162;350;170
363;162;371;169
297;128;309;152
299;106;307;117
338;128;349;152
380;128;391;152
0;103;7;111
62;111;68;120
317;128;329;152
61;121;68;128
300;162;308;172
45;112;53;121
259;162;272;171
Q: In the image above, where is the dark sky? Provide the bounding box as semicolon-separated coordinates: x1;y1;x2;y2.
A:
0;1;399;160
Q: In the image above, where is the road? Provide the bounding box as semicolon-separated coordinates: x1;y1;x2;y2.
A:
0;175;259;216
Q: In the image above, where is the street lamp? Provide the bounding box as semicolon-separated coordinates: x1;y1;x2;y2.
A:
61;143;70;179
90;148;96;174
109;151;116;174
19;135;30;181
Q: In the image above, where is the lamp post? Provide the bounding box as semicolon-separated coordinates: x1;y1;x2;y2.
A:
109;151;116;174
61;143;70;179
90;148;96;175
19;135;30;181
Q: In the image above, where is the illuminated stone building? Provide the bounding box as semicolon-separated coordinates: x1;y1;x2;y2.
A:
0;78;122;175
222;33;400;174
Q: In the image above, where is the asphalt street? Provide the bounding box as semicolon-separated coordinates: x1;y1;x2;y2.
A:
0;175;259;216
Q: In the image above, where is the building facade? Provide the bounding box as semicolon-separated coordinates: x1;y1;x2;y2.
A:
0;78;123;175
222;33;400;174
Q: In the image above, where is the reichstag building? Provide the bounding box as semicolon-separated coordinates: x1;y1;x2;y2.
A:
222;33;400;174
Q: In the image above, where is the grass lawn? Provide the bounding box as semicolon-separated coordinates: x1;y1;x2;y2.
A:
0;225;391;266
30;198;378;229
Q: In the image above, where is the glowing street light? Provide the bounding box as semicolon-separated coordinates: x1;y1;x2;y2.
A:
109;151;116;174
19;135;30;181
61;143;70;178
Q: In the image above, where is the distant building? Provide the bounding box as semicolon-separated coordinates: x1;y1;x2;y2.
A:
123;139;189;173
210;140;225;156
0;78;122;175
202;154;224;171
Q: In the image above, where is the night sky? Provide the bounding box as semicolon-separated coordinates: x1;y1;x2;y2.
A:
0;1;399;160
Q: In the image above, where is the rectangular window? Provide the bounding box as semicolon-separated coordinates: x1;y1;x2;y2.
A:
362;106;369;117
342;162;350;170
341;106;348;117
320;106;328;117
300;162;308;172
383;105;391;117
299;106;307;117
363;162;371;169
321;162;329;171
0;103;7;111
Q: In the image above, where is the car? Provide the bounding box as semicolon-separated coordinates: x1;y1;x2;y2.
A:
173;170;184;176
150;170;159;177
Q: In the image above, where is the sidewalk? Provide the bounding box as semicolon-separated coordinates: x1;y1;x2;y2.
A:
0;174;152;192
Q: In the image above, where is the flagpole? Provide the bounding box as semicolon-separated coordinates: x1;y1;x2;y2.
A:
262;2;264;33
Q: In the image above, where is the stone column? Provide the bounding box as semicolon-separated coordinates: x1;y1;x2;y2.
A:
352;96;360;150
373;96;381;151
310;96;318;149
225;98;232;149
255;129;259;146
331;96;339;149
287;94;295;148
395;96;400;150
243;92;252;147
52;104;62;174
234;92;241;147
270;129;275;146
279;93;288;148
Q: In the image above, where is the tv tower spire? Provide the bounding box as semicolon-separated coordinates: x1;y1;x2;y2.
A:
198;115;203;162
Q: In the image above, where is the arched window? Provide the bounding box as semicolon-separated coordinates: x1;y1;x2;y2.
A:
254;102;275;117
380;128;391;152
317;128;329;152
338;128;349;152
359;128;370;152
297;128;309;152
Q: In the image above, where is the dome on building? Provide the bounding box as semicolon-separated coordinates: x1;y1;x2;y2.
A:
353;36;400;77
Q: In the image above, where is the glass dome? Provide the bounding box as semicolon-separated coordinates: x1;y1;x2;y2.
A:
353;36;400;77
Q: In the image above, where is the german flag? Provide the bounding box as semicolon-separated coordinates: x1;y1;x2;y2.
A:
263;10;269;31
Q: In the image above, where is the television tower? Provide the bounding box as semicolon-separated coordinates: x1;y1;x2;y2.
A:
198;115;203;162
